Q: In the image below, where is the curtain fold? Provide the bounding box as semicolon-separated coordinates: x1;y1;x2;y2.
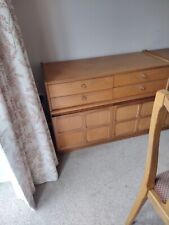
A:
0;0;58;208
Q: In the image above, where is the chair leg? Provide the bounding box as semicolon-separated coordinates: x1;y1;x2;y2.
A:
125;188;147;225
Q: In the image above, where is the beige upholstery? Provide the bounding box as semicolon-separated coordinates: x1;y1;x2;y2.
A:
155;170;169;203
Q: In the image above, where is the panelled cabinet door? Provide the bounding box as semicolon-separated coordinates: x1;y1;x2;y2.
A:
52;115;85;150
86;110;111;127
53;115;83;132
114;103;139;137
57;131;85;150
86;109;111;142
114;99;155;138
115;120;137;137
140;101;154;117
87;126;110;142
138;117;151;131
115;104;139;122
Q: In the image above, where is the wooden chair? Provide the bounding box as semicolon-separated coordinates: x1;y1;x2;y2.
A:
125;88;169;225
166;79;169;91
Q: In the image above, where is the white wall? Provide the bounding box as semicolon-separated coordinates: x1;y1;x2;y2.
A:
13;0;169;92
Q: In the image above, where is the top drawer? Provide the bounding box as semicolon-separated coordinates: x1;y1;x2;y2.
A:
47;76;113;98
114;67;169;87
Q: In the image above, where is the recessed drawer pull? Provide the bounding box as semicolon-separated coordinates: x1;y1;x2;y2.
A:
141;73;147;79
81;83;87;89
82;95;87;101
139;85;145;91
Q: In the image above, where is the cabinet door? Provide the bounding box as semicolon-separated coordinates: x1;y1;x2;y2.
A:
57;131;85;150
140;101;154;117
115;104;139;122
138;117;151;131
53;115;83;132
87;126;110;142
115;120;137;137
86;110;111;127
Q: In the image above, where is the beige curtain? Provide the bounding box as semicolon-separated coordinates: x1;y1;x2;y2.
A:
0;0;58;208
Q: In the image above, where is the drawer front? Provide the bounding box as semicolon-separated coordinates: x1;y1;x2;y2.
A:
114;67;169;87
138;117;151;131
115;104;139;122
86;110;111;127
112;79;167;100
115;120;137;137
57;131;84;149
87;126;110;142
48;76;113;97
140;101;154;117
51;89;112;110
53;115;83;132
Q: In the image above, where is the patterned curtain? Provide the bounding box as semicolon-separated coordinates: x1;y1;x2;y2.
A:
0;0;58;208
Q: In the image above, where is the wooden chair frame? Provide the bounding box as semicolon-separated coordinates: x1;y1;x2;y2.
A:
126;89;169;225
166;79;169;91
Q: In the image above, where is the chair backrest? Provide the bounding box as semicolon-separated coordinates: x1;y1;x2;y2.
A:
143;89;169;189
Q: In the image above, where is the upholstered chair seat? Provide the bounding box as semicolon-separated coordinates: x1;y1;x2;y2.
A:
155;170;169;203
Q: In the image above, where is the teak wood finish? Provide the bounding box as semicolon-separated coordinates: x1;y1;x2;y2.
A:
43;48;169;152
125;90;169;225
144;49;169;63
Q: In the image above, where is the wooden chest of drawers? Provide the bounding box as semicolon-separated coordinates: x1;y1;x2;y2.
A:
43;49;169;152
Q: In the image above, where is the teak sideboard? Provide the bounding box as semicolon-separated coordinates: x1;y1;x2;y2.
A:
43;48;169;152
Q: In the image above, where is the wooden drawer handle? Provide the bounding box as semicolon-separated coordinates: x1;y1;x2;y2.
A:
82;95;87;101
141;73;147;79
81;83;87;89
139;85;146;91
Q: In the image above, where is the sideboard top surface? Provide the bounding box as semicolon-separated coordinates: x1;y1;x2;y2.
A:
148;48;169;62
43;50;169;84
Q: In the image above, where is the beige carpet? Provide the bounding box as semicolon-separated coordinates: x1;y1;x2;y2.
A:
0;131;168;225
